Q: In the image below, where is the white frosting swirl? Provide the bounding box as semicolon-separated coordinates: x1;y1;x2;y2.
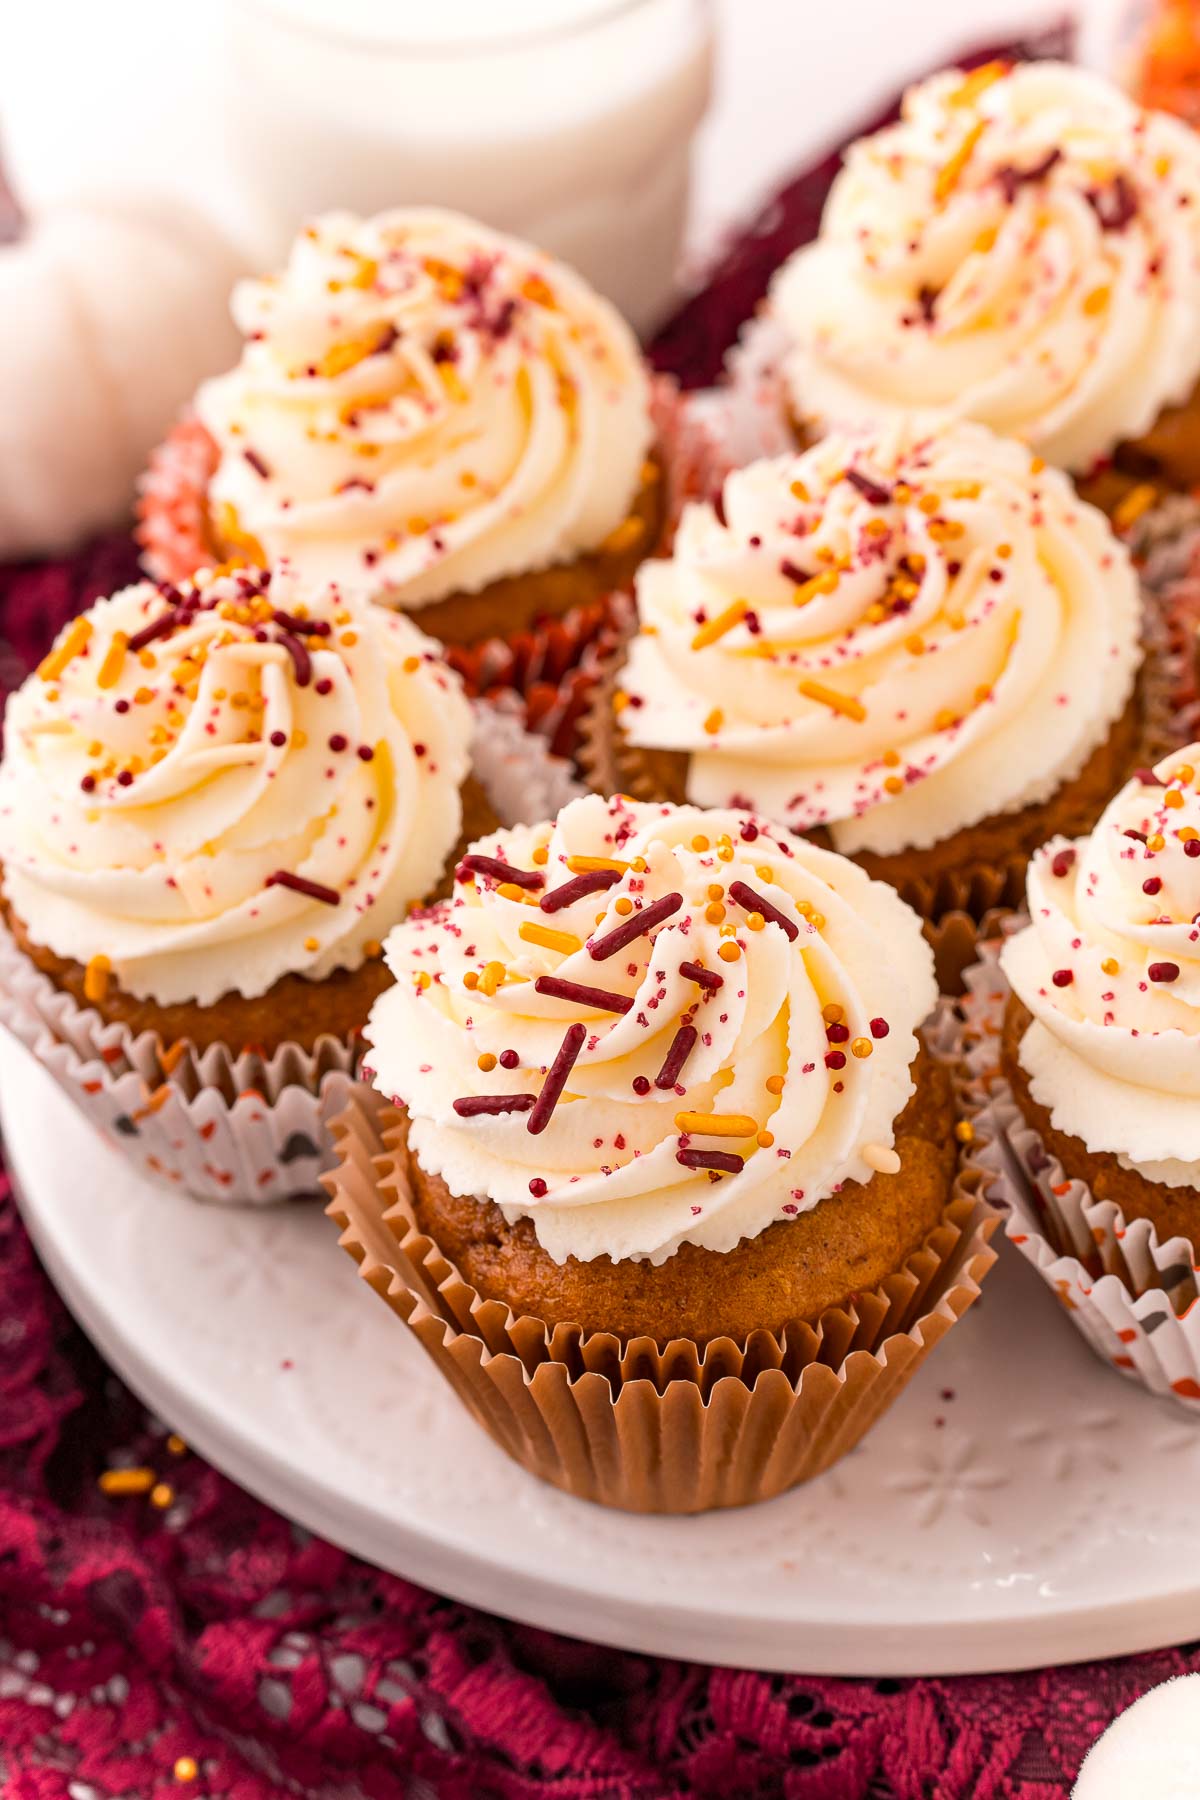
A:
621;418;1141;857
1002;746;1200;1186
770;61;1200;474
195;208;653;608
0;570;473;1008
365;793;937;1265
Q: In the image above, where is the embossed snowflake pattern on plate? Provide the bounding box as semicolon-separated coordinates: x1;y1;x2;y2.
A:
5;1029;1200;1676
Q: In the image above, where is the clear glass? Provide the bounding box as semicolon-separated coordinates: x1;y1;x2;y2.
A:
221;0;715;333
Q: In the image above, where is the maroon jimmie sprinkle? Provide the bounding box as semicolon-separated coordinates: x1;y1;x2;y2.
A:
534;976;634;1015
453;1093;537;1117
845;467;893;507
677;1148;744;1175
727;880;799;942
679;960;723;992
1148;962;1180;983
276;631;312;687
588;892;682;960
528;1023;587;1134
539;868;621;912
267;869;341;906
458;854;544;891
127;609;181;654
273;608;331;637
654;1023;698;1090
243;447;272;479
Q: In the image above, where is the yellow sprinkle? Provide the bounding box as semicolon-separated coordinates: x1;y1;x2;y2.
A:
793;570;840;607
567;855;629;874
862;1143;902;1175
463;970;480;990
84;955;111;1005
1148;833;1166;852
519;921;581;955
798;678;866;722
704;708;724;735
98;1467;155;1497
1082;285;1110;316
707;884;724;901
719;923;737;938
746;912;765;931
705;903;726;924
717;843;734;862
479;961;508;996
96;632;128;690
38;616;93;683
675;1111;758;1138
150;1482;174;1510
477;1052;497;1072
315;326;393;379
765;1075;785;1095
955;1120;975;1145
415;971;432;991
691;835;711;851
755;866;776;884
934;118;986;203
691;599;748;650
174;1758;199;1784
851;1037;873;1059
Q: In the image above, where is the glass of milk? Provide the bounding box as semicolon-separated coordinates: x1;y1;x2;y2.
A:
221;0;715;335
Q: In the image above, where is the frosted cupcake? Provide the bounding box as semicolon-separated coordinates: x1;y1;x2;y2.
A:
768;61;1200;515
138;208;664;649
589;417;1146;954
329;792;995;1507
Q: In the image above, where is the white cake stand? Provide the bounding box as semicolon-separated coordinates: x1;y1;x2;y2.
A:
5;1028;1198;1676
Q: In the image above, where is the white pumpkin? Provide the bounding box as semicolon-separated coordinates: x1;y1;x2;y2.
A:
0;192;243;559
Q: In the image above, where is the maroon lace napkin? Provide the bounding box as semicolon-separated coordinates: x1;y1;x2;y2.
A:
5;20;1198;1797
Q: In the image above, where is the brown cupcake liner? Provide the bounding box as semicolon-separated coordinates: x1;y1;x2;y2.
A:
323;1003;998;1514
0;704;580;1205
577;559;1185;994
958;933;1200;1409
136;378;725;762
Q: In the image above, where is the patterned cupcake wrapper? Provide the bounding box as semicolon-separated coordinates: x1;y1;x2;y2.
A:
324;1002;999;1515
959;935;1200;1410
136;378;726;761
0;703;580;1206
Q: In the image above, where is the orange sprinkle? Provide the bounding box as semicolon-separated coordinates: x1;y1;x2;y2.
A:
159;1039;190;1077
934;118;986;202
477;1052;497;1072
756;1129;775;1149
793;570;840;607
675;1111;758;1138
691;835;711;851
1165;789;1185;808
955;1120;975;1144
566;855;629;874
765;1075;785;1095
304;936;320;952
84;954;111;1004
691;599;748;650
717;941;742;963
479;961;508;996
1101;957;1120;975
363;939;383;959
98;1466;155;1496
166;1434;187;1456
519;921;581;955
707;884;724;901
746;912;766;931
851;1037;873;1059
415;971;432;990
798;679;866;722
1082;285;1110;316
497;882;539;904
705;903;726;925
532;846;550;865
38;616;93;683
948;59;1008;106
883;775;905;796
704;708;724;735
96;632;128;690
150;1482;174;1510
615;897;634;915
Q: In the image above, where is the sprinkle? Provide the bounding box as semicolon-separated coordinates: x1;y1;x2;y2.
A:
675;1111;758;1138
1101;958;1119;975
728;879;799;941
167;1434;187;1456
1113;482;1159;532
497;882;540;904
1149;962;1180;983
38;617;93;681
798;678;866;722
870;1018;889;1039
1165;790;1185;809
704;709;724;735
453;1093;537;1117
692;599;748;649
277;631;312;687
566;855;630;874
705;903;725;924
792;569;841;607
150;1483;174;1509
844;467;893;506
680;960;723;991
459;854;543;890
765;1075;785;1095
825;1050;846;1069
862;1144;901;1175
98;1467;155;1497
84;955;111;1004
534;975;634;1014
655;1024;699;1089
632;1075;652;1095
540;869;621;911
676;1148;743;1175
266;870;340;905
589;892;682;960
527;1023;587;1134
174;1757;199;1783
717;942;741;963
477;1053;497;1071
244;447;272;478
955;1121;975;1144
96;633;128;689
529;1178;548;1198
1051;968;1074;987
822;1003;844;1023
1143;877;1162;896
1051;849;1076;878
850;1037;873;1058
756;1130;774;1148
934;118;986;203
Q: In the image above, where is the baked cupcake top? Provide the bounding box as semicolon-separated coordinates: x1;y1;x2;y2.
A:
0;569;473;1008
769;60;1200;474
1002;746;1200;1186
364;792;937;1265
195;208;653;608
619;418;1141;856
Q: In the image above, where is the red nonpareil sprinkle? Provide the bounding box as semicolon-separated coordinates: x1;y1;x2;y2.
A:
453;1093;536;1117
539;868;621;912
273;608;331;637
826;1021;849;1043
632;1075;652;1095
869;1017;889;1038
654;1023;698;1090
680;959;723;991
588;891;682;961
825;1050;846;1070
534;975;634;1015
458;853;544;890
845;467;892;506
315;677;334;695
727;880;799;941
1143;877;1163;896
269;730;287;747
267;869;340;906
80;774;96;793
529;1177;548;1197
357;744;374;761
277;632;312;687
527;1023;586;1134
1187;841;1200;859
676;1148;743;1175
1149;961;1180;983
740;821;759;841
1051;848;1076;878
1051;968;1074;987
499;1049;520;1069
328;734;348;753
244;448;272;479
127;609;179;654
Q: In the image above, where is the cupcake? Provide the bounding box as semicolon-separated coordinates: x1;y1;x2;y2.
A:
588;416;1148;974
0;566;478;1200
327;793;997;1510
138;208;666;653
959;745;1200;1406
767;60;1200;516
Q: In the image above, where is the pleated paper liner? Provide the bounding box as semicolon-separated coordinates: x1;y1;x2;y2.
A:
577;575;1184;994
324;1024;998;1515
136;377;725;758
958;934;1200;1411
0;703;581;1206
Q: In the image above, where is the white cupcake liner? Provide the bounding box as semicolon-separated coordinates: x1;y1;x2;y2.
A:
0;703;581;1207
960;934;1200;1410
